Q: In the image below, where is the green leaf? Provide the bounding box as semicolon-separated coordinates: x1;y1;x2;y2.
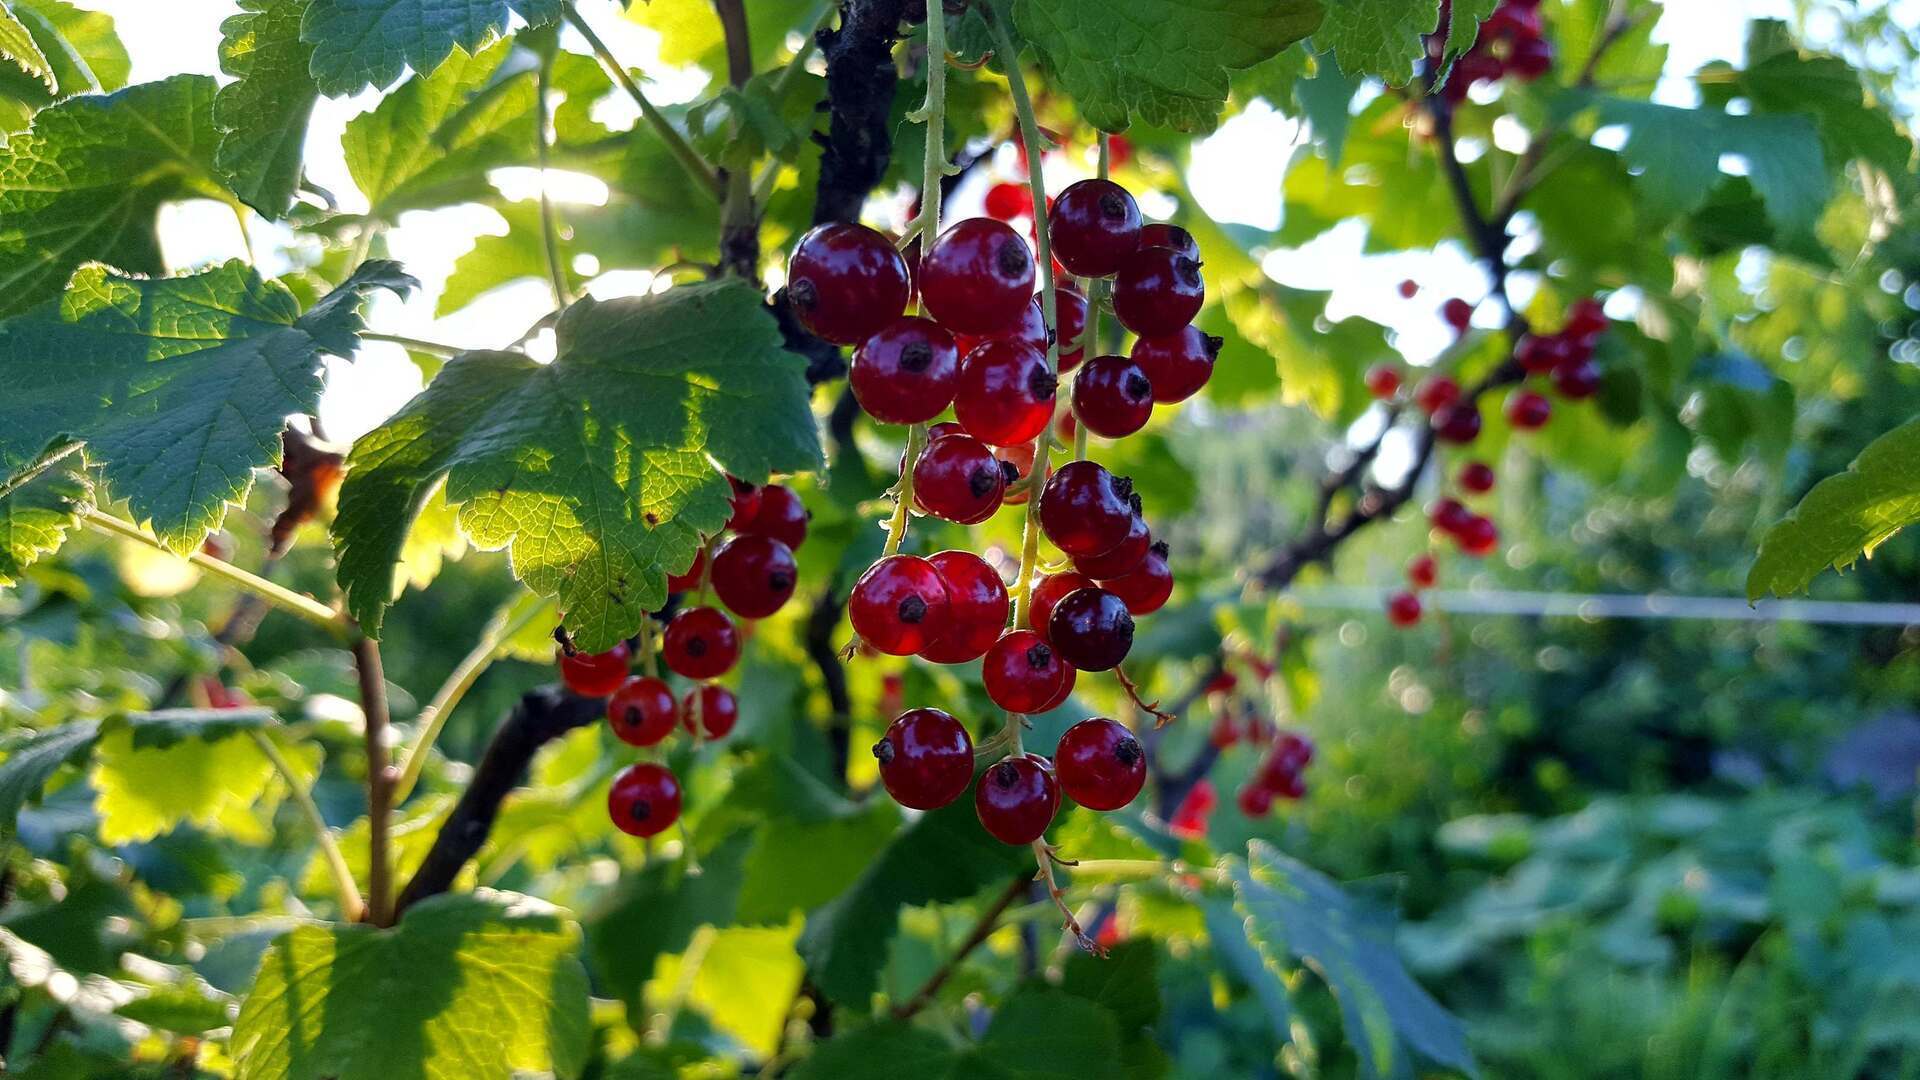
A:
90;715;278;845
799;797;1029;1004
789;1022;958;1080
586;829;750;1007
970;986;1125;1079
0;2;54;92
1747;416;1920;601
342;39;523;217
1734;46;1913;181
0;459;91;587
300;0;560;95
737;805;900;924
333;280;820;649
0;719;100;835
1318;0;1451;86
0;74;220;319
231;891;592;1080
0;0;130;129
1293;53;1360;165
1012;0;1323;132
215;0;321;218
648;922;806;1057
624;0;814;73
0;259;414;551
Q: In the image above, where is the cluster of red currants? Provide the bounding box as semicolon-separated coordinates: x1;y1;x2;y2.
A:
1195;660;1316;816
1237;730;1314;817
556;479;811;838
1434;0;1552;104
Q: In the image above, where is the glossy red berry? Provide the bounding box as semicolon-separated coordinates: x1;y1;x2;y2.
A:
850;554;951;655
920;550;1010;664
1552;359;1601;399
1038;660;1078;712
1514;333;1568;374
680;684;738;739
1100;541;1173;615
996;441;1044;506
921;218;1036;335
607;675;677;747
1365;364;1402;399
1130;327;1219;404
742;484;809;550
954;340;1057;447
984;181;1034;221
874;708;975;810
1408;554;1438;590
928;420;967;441
663;607;741;679
1415;375;1461;414
1430;496;1474;536
1458;514;1500;557
1458;461;1496;494
559;642;631;697
1054;285;1091;373
1433;403;1483;444
1072;514;1149;579
982;630;1071;713
787;222;911;346
1387;590;1423;627
1237;783;1275;817
1507;389;1553;430
1441;297;1475;332
1040;461;1137;558
954;294;1049;359
725;476;761;531
975;753;1060;844
1112;246;1205;337
1029;571;1095;643
667;548;706;593
1072;355;1154;438
711;534;798;619
913;432;1011;524
1137;223;1200;262
608;763;682;837
1049;179;1143;277
852;316;960;424
1055;717;1146;810
1048;587;1135;672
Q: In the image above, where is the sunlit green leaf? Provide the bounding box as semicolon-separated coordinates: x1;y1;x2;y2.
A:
1748;415;1920;601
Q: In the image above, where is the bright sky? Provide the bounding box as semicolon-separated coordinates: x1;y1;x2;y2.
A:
81;0;1871;445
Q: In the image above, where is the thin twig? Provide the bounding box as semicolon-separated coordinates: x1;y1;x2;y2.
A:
252;730;364;922
360;331;463;358
80;508;341;631
352;636;396;927
891;874;1028;1019
563;2;723;199
534;51;572;308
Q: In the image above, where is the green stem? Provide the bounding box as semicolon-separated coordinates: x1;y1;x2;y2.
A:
564;2;723;200
253;730;365;922
0;440;82;502
391;592;549;806
534;52;572;308
882;423;930;557
910;0;949;264
351;636;396;927
80;508;341;632
360;331;462;358
1070;135;1107;463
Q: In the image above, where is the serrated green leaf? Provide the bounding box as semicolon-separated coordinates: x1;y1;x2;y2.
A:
342;39;526;216
586;829;751;1008
971;985;1124;1079
300;0;560;95
215;0;321;218
231;891;591;1080
1318;0;1452;86
333;280;820;649
649;921;805;1057
114;980;236;1035
0;74;220;318
0;719;100;835
1733;44;1913;182
0;2;54;92
90;722;276;845
736;805;900;924
789;1022;958;1080
0;0;129;130
0;259;412;551
0;459;90;587
624;0;813;73
1011;0;1322;132
1748;416;1920;601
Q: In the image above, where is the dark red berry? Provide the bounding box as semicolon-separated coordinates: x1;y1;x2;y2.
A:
725;476;761;531
954;340;1056;447
1038;660;1078;712
996;441;1044;506
1072;354;1154;438
1507;389;1553;430
1457;514;1500;557
680;684;738;739
1415;376;1461;414
1458;461;1495;494
954;294;1048;359
850;554;951;655
1508;34;1553;79
1055;285;1090;372
921;218;1036;335
1072;514;1149;580
1049;179;1143;277
1039;461;1136;558
1236;783;1274;817
1514;333;1568;374
1387;590;1423;627
1055;717;1146;810
742;484;809;550
668;548;706;593
1048;587;1134;672
920;550;1010;664
559;642;631;697
975;753;1060;844
711;534;797;619
1269;731;1314;773
1433;403;1483;444
1100;542;1172;616
1430;496;1474;536
662;607;741;679
852;316;960;424
608;762;682;837
1552;359;1601;399
1112;246;1205;337
913;432;1009;524
1565;297;1607;339
1270;770;1307;800
1137;223;1200;262
874;708;975;810
1441;297;1474;332
1398;278;1419;299
1029;571;1094;643
787;222;911;345
927;420;967;441
1365;364;1402;399
1408;554;1438;590
983;630;1071;713
607;675;677;747
1130;327;1219;404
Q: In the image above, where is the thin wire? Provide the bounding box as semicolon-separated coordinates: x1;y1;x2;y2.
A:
1287;585;1920;626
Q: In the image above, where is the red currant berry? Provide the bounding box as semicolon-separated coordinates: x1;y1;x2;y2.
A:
1055;285;1090;373
1029;571;1095;642
1441;297;1475;332
742;484;809;550
1138;223;1200;262
1458;461;1496;494
1039;461;1137;558
711;534;798;619
1055;717;1146;810
954;340;1057;447
1130;327;1220;404
927;420;967;441
680;683;738;739
1271;770;1307;800
1398;278;1419;299
668;548;707;593
663;607;741;679
559;642;631;697
1565;297;1607;339
1236;783;1274;817
849;554;951;655
1365;364;1402;399
983;630;1071;713
1038;660;1078;712
1430;496;1474;536
975;753;1060;844
1433;402;1483;444
1048;587;1135;672
1269;731;1314;772
787;222;911;345
1508;34;1553;79
1415;375;1462;414
1507;389;1553;430
874;708;975;810
953;295;1048;359
1049;179;1143;277
1514;333;1568;374
1100;542;1172;616
1071;354;1154;438
913;432;1011;524
1072;514;1149;579
606;675;677;747
1112;246;1205;337
984;181;1034;221
1387;590;1423;627
1552;359;1601;399
852;316;960;424
996;441;1045;506
1457;514;1500;557
921;218;1036;335
725;476;761;531
608;762;682;837
1408;554;1438;590
920;550;1010;664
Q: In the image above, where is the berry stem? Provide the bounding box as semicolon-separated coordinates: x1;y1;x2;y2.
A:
533;49;571;308
882;422;929;557
910;0;948;271
252;729;365;922
79;508;342;633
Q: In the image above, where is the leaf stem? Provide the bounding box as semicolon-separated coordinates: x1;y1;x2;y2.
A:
361;331;462;358
563;2;723;200
251;730;365;922
0;440;82;502
534;51;572;308
351;635;397;927
79;508;341;632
